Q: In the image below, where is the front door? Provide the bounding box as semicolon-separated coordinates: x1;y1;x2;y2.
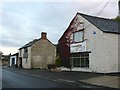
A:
12;58;15;66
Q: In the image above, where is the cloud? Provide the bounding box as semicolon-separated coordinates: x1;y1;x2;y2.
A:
0;46;18;55
0;1;118;54
0;0;118;2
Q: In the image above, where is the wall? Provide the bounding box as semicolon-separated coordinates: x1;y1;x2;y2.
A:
18;49;23;67
102;33;119;73
31;39;56;69
18;47;31;69
22;47;31;69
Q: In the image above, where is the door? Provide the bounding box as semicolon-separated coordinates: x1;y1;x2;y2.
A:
19;57;22;68
12;58;15;66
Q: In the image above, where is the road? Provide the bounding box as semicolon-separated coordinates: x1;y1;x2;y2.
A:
2;68;118;90
2;68;77;88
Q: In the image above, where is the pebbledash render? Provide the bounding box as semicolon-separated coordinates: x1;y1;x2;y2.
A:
18;32;56;69
58;12;120;73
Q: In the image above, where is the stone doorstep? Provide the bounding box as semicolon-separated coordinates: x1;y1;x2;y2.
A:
79;76;120;89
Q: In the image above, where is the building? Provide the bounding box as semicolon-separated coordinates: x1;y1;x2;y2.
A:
18;32;56;69
10;53;18;67
1;55;10;66
58;12;120;73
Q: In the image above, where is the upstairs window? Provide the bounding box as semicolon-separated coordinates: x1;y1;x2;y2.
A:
73;31;83;43
19;50;22;57
24;48;28;53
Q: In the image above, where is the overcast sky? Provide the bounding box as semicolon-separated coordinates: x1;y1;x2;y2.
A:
0;0;118;55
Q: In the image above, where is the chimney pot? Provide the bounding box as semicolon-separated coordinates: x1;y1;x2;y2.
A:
41;32;47;39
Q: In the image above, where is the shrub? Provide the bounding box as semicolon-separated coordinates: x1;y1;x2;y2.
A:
114;16;120;22
47;64;57;70
55;55;61;67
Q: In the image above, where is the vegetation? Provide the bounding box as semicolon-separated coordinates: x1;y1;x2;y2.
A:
114;16;120;22
55;55;61;67
47;64;57;70
0;51;3;59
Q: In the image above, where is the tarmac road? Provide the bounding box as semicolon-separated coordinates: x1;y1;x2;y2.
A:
2;69;77;88
2;67;119;90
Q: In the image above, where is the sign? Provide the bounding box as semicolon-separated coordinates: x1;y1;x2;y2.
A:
70;41;86;53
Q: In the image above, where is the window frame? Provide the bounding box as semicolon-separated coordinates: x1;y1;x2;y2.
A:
70;53;89;68
73;30;84;43
24;47;28;53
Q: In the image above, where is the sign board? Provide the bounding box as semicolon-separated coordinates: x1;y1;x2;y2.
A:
70;41;86;53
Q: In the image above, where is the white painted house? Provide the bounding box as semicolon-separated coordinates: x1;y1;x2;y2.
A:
10;53;18;67
58;12;120;73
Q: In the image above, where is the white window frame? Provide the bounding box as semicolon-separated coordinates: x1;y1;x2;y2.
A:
73;31;83;43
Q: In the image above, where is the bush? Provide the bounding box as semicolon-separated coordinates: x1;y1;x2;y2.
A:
55;55;61;67
114;16;120;22
47;64;57;70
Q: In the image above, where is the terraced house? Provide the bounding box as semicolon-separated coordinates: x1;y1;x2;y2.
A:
18;32;56;69
58;12;120;73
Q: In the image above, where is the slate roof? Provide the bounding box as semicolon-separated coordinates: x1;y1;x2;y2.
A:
19;39;40;50
19;38;56;50
78;12;120;34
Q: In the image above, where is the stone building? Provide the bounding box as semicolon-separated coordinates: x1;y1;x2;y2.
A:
18;32;56;69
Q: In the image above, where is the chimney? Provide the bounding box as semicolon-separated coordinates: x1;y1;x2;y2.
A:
41;32;47;39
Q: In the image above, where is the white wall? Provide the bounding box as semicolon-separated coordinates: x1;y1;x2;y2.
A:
102;33;119;73
10;56;17;67
22;47;31;69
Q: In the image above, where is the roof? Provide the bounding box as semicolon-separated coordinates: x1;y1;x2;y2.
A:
58;12;120;42
77;12;120;34
19;38;56;50
11;53;18;56
19;39;40;50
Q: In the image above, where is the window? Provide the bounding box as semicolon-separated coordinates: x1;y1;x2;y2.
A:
73;31;83;42
20;50;22;57
70;53;89;67
24;48;28;53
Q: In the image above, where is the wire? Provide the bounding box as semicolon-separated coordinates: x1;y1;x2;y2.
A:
84;0;111;29
88;0;105;14
96;0;111;16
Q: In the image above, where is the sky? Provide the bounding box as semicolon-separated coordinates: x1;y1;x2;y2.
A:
0;0;119;55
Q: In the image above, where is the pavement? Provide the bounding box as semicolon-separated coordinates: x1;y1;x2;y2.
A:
80;75;120;89
3;67;120;89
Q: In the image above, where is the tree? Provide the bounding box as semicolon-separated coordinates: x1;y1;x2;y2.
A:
0;51;3;60
0;51;3;55
114;16;120;22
